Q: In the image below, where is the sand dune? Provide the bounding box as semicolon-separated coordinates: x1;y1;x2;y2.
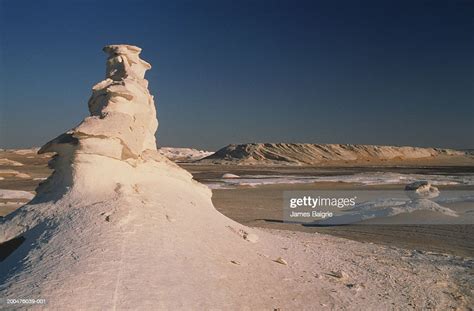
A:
200;143;472;166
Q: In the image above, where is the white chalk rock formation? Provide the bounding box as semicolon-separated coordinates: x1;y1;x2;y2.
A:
0;45;261;308
33;45;163;201
405;180;440;199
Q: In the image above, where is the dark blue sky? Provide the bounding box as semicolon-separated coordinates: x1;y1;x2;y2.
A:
0;0;472;150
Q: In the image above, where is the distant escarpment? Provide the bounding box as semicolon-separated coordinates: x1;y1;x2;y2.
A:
199;143;472;166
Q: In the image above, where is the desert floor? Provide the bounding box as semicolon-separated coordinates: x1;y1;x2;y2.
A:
183;164;474;258
1;149;473;258
211;183;473;257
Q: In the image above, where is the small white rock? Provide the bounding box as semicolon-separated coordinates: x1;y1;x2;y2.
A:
221;173;240;179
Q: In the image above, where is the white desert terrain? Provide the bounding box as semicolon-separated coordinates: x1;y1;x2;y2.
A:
158;147;213;162
0;45;472;310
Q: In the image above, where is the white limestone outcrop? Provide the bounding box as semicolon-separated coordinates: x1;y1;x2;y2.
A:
0;45;261;308
34;45;167;200
405;181;440;200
